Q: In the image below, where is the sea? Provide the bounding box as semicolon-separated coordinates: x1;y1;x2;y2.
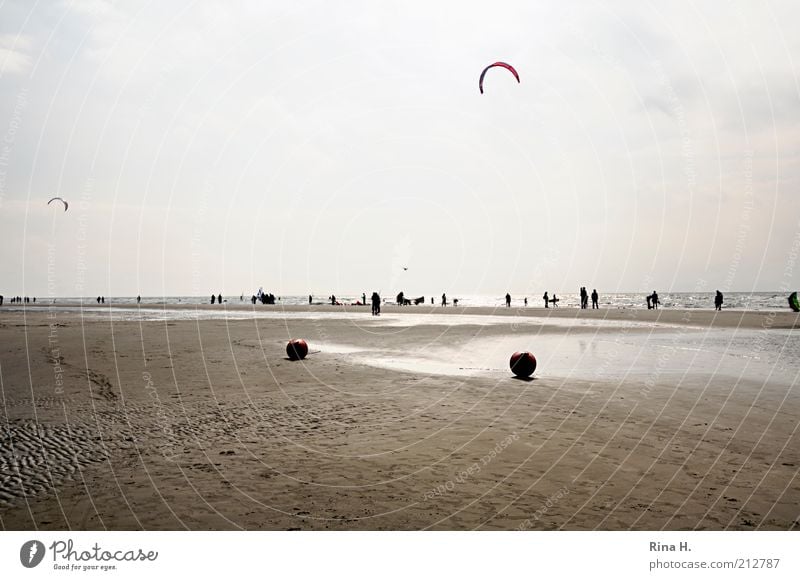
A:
31;291;796;311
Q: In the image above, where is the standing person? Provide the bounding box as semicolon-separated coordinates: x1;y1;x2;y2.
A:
505;293;511;307
431;297;434;305
211;294;216;304
646;294;652;309
551;293;559;307
524;297;528;307
371;292;381;316
217;293;222;304
441;293;447;307
652;291;659;310
714;290;723;311
591;289;598;309
308;294;313;305
137;295;141;304
543;291;549;308
362;293;366;306
579;287;584;309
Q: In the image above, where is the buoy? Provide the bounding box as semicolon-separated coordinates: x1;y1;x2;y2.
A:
286;339;309;361
509;351;536;378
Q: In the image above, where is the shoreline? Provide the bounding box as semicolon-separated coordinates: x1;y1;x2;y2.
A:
5;301;800;329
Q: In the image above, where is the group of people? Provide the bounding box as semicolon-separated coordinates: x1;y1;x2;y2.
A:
578;287;599;309
542;292;559;308
1;296;35;305
0;288;738;311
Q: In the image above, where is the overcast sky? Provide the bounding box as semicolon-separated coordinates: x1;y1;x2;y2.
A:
1;0;798;297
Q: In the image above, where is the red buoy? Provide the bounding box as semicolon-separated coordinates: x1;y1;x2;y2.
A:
509;351;536;378
286;339;309;361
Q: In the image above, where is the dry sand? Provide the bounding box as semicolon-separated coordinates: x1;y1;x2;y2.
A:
1;304;799;530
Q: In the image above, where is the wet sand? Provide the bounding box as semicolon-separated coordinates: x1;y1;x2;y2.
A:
1;306;799;530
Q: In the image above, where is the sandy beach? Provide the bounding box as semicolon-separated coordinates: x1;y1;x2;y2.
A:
1;304;798;530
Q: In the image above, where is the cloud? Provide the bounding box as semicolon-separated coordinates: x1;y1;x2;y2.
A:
0;34;33;75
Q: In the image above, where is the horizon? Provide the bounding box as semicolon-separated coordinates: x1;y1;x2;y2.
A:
0;289;791;300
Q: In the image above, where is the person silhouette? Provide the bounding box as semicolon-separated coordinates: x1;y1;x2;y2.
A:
371;292;381;316
551;293;559;307
646;294;652;309
211;294;216;304
137;295;141;304
714;290;723;311
651;291;659;310
505;293;511;307
543;291;549;308
524;297;528;307
591;289;598;309
308;294;312;305
441;293;447;307
218;293;222;304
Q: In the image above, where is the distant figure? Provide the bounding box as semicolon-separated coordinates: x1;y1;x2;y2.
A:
524;297;528;307
371;292;381;316
101;296;105;304
651;291;659;310
211;294;216;304
714;290;723;311
362;293;366;305
397;291;404;305
431;297;434;305
308;294;312;305
251;295;257;305
0;295;3;306
646;294;652;309
137;295;141;304
217;293;222;304
441;293;447;307
505;293;511;307
551;293;559;307
580;287;588;309
330;295;336;306
453;298;459;307
33;297;36;303
543;291;549;308
97;296;101;304
591;289;598;309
